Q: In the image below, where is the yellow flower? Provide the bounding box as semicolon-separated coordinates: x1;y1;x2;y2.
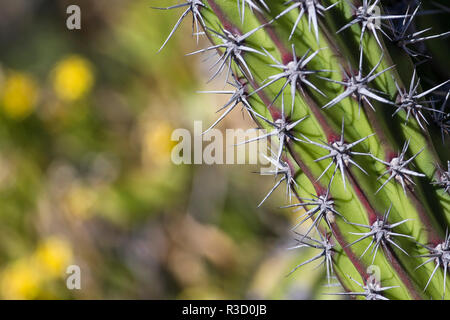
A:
34;237;73;277
1;71;38;119
0;237;73;299
64;184;97;219
0;259;42;299
52;55;94;101
142;121;177;167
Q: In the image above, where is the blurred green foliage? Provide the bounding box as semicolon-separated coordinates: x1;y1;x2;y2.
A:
0;0;341;299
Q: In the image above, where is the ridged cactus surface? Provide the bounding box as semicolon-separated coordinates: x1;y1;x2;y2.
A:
155;0;450;299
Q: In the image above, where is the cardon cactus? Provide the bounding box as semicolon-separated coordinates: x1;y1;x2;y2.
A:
155;0;450;299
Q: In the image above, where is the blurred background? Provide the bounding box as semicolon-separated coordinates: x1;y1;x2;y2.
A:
0;0;335;299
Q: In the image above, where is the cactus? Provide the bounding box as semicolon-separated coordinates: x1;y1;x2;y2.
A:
156;0;450;299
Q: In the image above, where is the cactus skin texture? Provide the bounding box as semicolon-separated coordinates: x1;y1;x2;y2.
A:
157;0;450;299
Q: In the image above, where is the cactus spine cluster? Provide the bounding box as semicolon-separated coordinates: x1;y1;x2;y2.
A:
155;0;450;299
